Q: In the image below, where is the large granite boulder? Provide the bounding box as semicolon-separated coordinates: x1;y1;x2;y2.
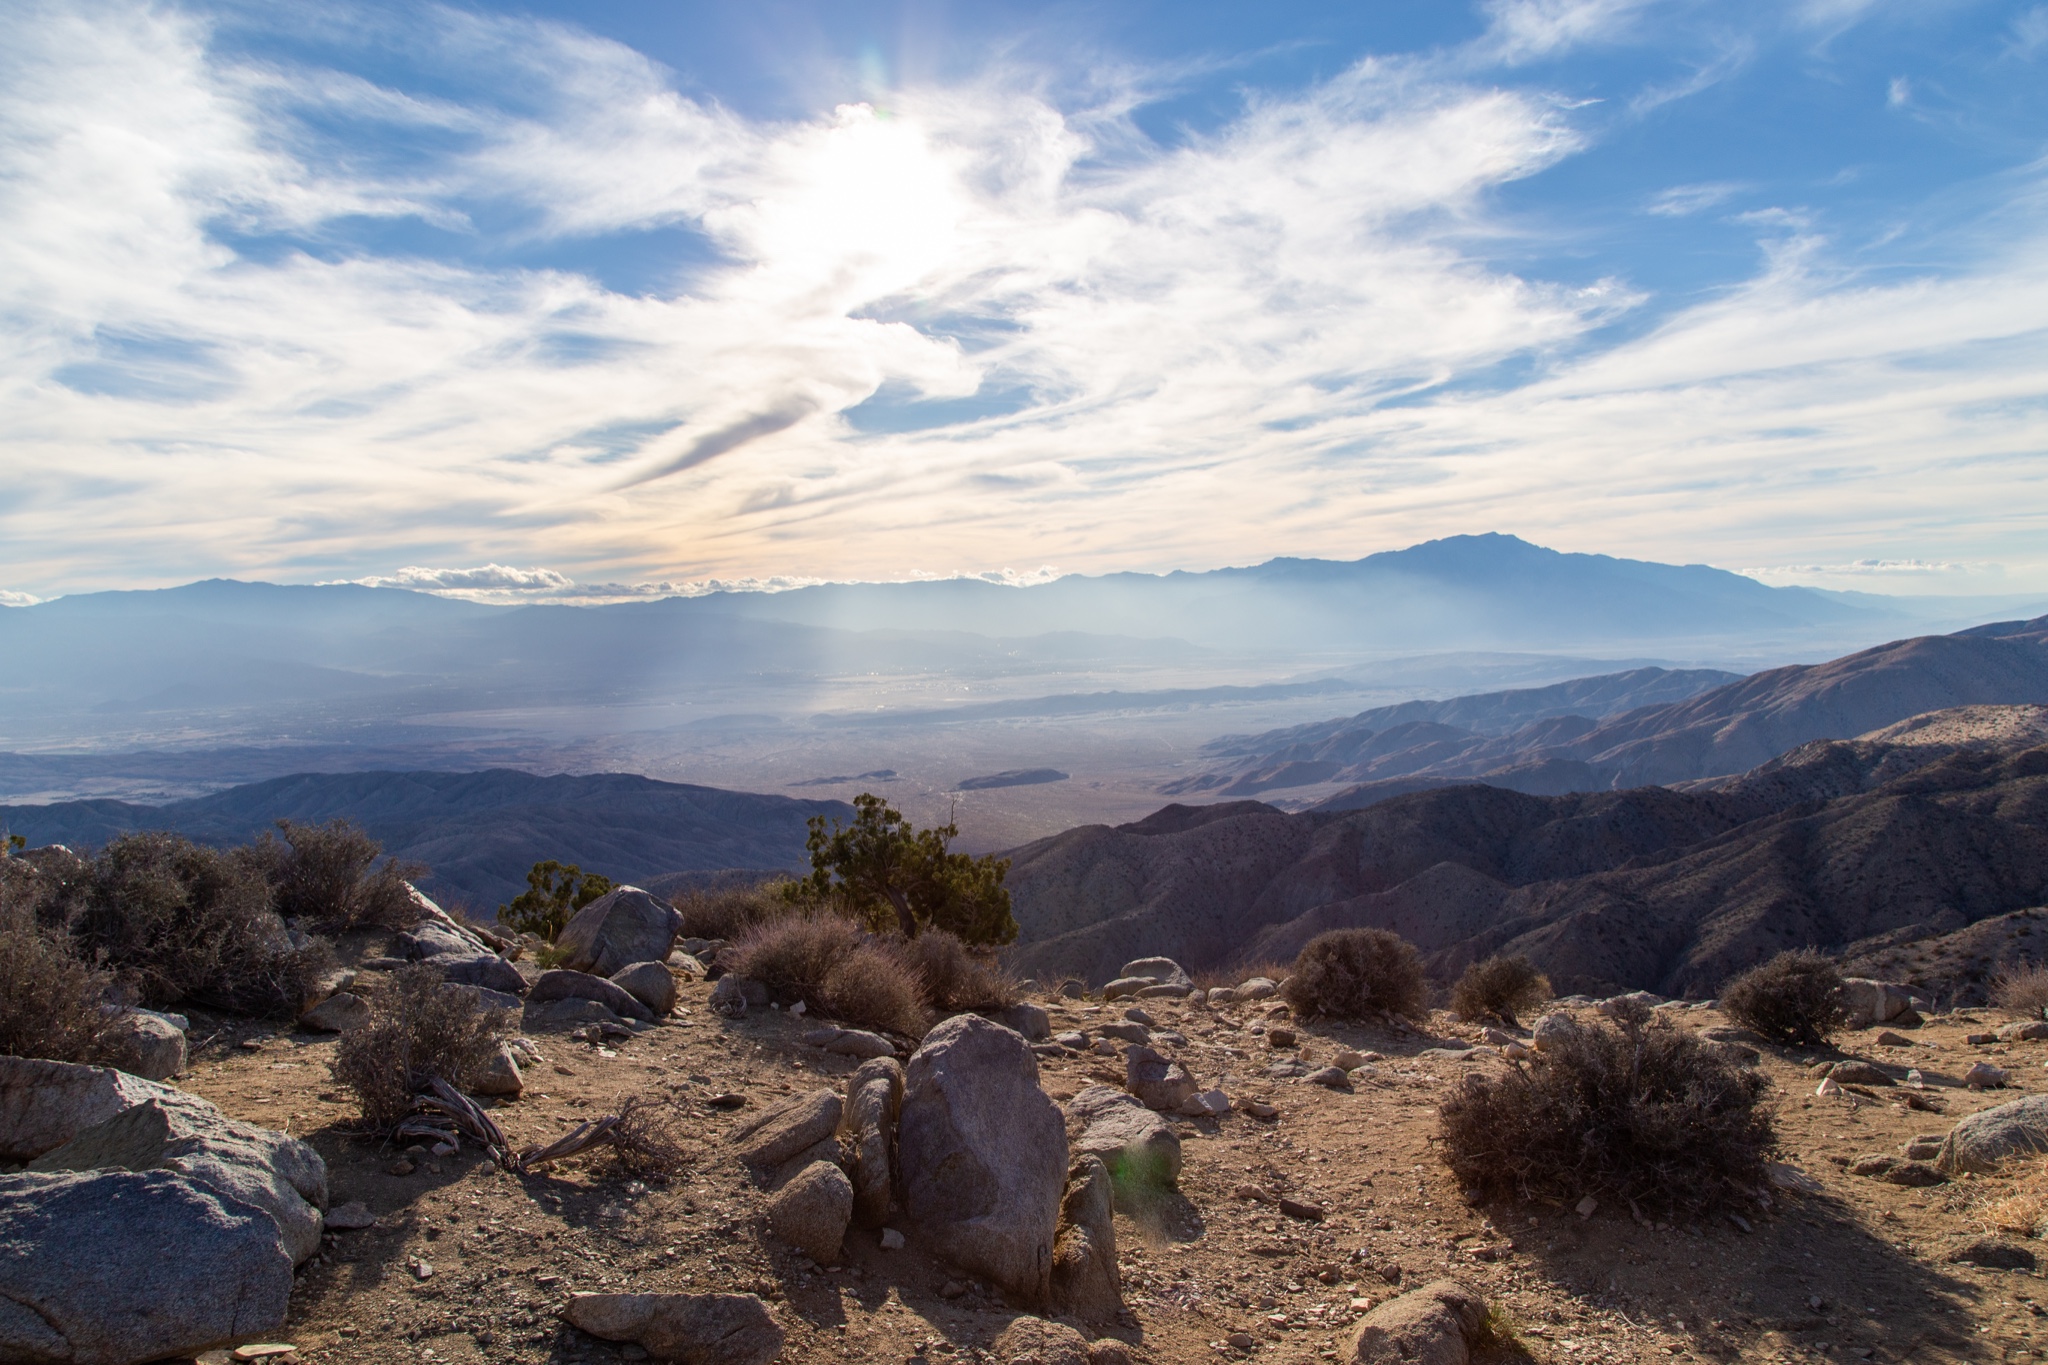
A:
562;1292;784;1365
0;1169;294;1365
1937;1095;2048;1174
767;1159;853;1264
734;1090;844;1173
555;887;683;978
0;1057;215;1164
28;1096;329;1264
1840;978;1919;1028
838;1057;904;1227
429;952;528;996
1065;1085;1181;1204
1124;1045;1198;1112
611;962;678;1016
898;1015;1067;1305
527;969;656;1023
1049;1155;1123;1325
299;991;373;1033
100;1011;187;1081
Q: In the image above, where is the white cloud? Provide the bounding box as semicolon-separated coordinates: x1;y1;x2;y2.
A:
0;590;43;608
1646;182;1746;216
354;564;576;592
2014;7;2048;59
1887;75;1911;108
1476;0;1648;65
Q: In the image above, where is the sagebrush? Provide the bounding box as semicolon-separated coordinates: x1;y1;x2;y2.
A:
1720;950;1848;1046
0;871;116;1065
1282;929;1428;1021
1438;1011;1775;1219
897;929;1019;1013
1992;962;2048;1020
671;882;794;941
332;965;512;1128
259;819;424;931
724;915;929;1036
1451;954;1551;1026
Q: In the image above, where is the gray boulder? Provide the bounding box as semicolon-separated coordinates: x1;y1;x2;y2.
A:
430;952;528;996
1124;1045;1198;1112
1100;977;1154;1001
838;1057;904;1228
1098;1022;1151;1045
0;1169;294;1365
1065;1085;1181;1204
1000;1003;1051;1041
528;969;656;1023
1348;1277;1490;1365
555;887;682;979
767;1160;853;1264
898;1014;1067;1305
523;997;623;1032
1840;977;1917;1027
472;1043;525;1097
561;1292;784;1365
611;962;679;1016
801;1027;898;1060
1531;1012;1577;1052
0;1056;216;1164
299;991;372;1033
28;1097;329;1264
734;1090;844;1172
1938;1095;2048;1174
1119;957;1192;990
100;1011;186;1081
1049;1155;1123;1325
399;917;491;961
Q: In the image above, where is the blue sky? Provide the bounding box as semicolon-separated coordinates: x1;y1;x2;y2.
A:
2;0;2045;604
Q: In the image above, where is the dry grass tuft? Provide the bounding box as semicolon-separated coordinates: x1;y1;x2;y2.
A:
1192;960;1292;992
672;883;796;941
897;929;1019;1013
1450;954;1552;1026
0;906;117;1065
1282;929;1428;1021
1992;962;2048;1020
331;964;512;1129
1720;950;1849;1046
726;915;930;1036
603;1094;693;1181
1981;1160;2048;1239
1439;1011;1775;1220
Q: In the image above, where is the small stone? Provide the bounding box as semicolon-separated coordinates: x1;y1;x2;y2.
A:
1966;1032;1998;1045
1278;1198;1325;1222
707;1093;747;1109
1814;1077;1842;1098
1880;1161;1946;1187
1966;1062;2011;1090
939;1280;968;1299
1847;1154;1897;1177
1575;1195;1597;1218
1227;1332;1257;1349
1122;1007;1156;1026
1180;1088;1231;1118
1874;1030;1919;1048
324;1200;375;1231
1826;1061;1894;1086
880;1227;906;1250
1267;1029;1297;1049
1999;1020;2048;1042
1328;1050;1368;1070
387;1160;415;1176
1303;1066;1351;1089
233;1347;299;1361
411;1259;433;1279
1238;1099;1278;1120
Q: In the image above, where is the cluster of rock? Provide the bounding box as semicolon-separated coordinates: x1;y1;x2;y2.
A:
0;1056;328;1365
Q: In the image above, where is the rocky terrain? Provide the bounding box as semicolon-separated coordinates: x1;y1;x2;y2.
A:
16;927;2048;1365
1005;705;2048;999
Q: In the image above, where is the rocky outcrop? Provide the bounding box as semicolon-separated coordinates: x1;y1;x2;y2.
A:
611;962;678;1016
527;969;656;1023
0;1056;215;1164
0;1169;295;1365
1065;1085;1180;1204
1348;1278;1491;1365
838;1057;903;1228
734;1090;844;1173
1049;1155;1123;1325
1937;1095;2048;1173
767;1160;853;1264
898;1015;1067;1305
561;1292;784;1365
555;887;683;979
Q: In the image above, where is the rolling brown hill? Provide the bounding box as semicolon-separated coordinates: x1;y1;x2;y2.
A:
1005;704;2048;1003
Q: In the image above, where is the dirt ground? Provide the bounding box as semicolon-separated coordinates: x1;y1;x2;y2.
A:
170;962;2048;1365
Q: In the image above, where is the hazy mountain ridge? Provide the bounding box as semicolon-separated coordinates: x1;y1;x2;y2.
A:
0;769;850;909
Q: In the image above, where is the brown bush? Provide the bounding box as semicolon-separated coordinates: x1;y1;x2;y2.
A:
0;904;117;1065
259;819;426;931
1438;1011;1775;1219
725;915;929;1036
1720;950;1848;1046
1282;929;1428;1021
331;965;512;1128
672;882;795;941
1450;954;1552;1026
604;1094;693;1181
1992;962;2048;1020
72;833;334;1016
894;929;1019;1013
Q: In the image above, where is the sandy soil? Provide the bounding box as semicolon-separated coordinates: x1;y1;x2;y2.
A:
171;969;2048;1365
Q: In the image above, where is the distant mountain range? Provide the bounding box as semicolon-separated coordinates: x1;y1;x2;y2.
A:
0;770;849;909
1002;701;2048;1000
1163;615;2048;802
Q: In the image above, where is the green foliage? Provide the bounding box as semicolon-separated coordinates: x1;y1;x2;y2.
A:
500;859;615;941
785;793;1016;945
3;834;23;854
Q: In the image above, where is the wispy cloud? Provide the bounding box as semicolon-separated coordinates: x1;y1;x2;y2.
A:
2013;7;2048;59
0;590;43;608
1646;182;1747;216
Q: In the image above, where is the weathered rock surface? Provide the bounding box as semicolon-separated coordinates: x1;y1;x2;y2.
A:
299;991;373;1033
1001;1002;1052;1041
1124;1045;1198;1112
28;1096;329;1264
1999;1020;2048;1042
1840;977;1919;1027
992;1315;1091;1365
1049;1155;1122;1325
767;1160;853;1264
838;1057;904;1228
1531;1013;1575;1052
561;1292;784;1365
429;952;529;996
1937;1095;2048;1173
0;1168;294;1365
1349;1278;1490;1365
898;1014;1067;1305
1119;957;1192;990
1826;1061;1894;1086
0;1056;216;1164
523;997;623;1031
528;969;656;1023
472;1043;525;1097
734;1089;844;1172
1065;1085;1181;1202
1100;977;1154;1001
100;1010;187;1081
610;961;679;1016
801;1027;898;1060
555;887;683;979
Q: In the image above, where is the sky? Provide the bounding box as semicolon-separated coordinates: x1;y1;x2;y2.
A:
3;0;2046;606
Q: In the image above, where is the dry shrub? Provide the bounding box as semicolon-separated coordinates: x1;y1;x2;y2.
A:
1993;963;2048;1021
1981;1159;2048;1239
726;915;929;1036
332;964;512;1128
73;832;334;1016
260;819;426;931
0;907;116;1065
1282;929;1428;1021
1451;954;1552;1026
1720;950;1848;1046
604;1094;693;1181
672;883;794;941
895;929;1019;1012
1193;960;1293;991
1438;1011;1775;1219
